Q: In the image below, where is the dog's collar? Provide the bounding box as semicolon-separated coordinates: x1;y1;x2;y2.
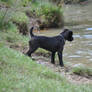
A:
59;34;66;44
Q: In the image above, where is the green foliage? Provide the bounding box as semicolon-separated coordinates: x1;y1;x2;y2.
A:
0;24;28;47
0;46;63;92
0;9;15;30
0;9;8;29
0;0;29;31
72;64;92;76
22;0;31;6
31;2;64;28
11;12;29;24
0;0;14;5
0;0;32;6
0;9;29;30
0;0;64;31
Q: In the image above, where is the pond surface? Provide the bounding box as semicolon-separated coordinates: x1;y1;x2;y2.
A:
34;3;92;67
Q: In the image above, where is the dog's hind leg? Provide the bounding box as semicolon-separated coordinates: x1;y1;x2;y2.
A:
58;52;64;67
26;46;38;57
26;40;39;57
51;52;56;64
26;47;38;57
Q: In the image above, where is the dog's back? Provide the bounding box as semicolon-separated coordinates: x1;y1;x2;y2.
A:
29;27;65;51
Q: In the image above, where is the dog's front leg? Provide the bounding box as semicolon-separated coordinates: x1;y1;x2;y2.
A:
58;52;64;67
51;52;56;64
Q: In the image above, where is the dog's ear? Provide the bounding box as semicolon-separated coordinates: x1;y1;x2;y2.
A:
63;29;69;33
60;29;67;34
64;29;68;31
61;29;68;34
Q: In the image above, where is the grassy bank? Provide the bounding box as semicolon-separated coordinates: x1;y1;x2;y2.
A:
0;46;92;92
0;25;92;92
0;46;64;92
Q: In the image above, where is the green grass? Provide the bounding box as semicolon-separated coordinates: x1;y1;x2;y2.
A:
0;45;92;92
0;7;29;31
0;23;29;48
72;64;92;76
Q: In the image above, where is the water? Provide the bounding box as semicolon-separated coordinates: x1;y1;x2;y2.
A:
63;29;92;67
34;3;92;67
63;1;92;25
86;28;92;30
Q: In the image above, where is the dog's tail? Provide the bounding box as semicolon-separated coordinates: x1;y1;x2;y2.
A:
30;27;34;37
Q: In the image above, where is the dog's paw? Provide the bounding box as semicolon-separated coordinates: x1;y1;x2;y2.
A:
60;64;64;67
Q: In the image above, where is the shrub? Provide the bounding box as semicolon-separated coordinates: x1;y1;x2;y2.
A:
11;12;29;24
0;0;29;34
30;2;64;28
0;8;10;30
0;7;29;34
11;12;29;35
0;0;14;6
0;0;32;6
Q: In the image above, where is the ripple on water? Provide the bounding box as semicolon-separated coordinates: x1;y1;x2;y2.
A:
86;28;92;30
73;35;82;38
89;44;92;46
89;59;92;61
69;55;81;58
83;35;92;39
76;51;83;54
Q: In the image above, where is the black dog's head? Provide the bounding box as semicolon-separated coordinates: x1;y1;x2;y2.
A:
61;29;74;41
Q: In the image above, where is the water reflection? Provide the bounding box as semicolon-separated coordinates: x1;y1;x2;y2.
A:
86;28;92;30
74;35;82;38
83;35;92;39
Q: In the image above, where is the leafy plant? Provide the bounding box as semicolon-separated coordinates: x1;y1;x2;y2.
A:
11;12;29;24
31;2;64;28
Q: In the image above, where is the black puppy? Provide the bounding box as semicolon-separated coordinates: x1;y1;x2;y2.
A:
26;27;74;67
